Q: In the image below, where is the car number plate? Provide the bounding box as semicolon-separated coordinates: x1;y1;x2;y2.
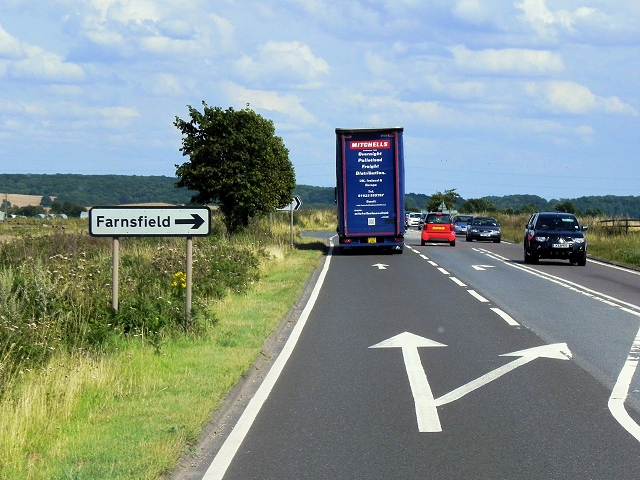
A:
552;243;570;248
480;233;490;236
367;237;376;243
432;226;445;230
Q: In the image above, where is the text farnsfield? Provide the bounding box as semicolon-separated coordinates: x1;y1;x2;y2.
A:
96;215;171;228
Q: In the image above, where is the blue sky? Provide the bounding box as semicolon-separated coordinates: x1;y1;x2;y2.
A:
0;0;638;201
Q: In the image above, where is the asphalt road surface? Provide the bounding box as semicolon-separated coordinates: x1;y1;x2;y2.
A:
197;230;640;479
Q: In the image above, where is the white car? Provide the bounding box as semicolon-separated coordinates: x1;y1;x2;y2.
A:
405;212;421;228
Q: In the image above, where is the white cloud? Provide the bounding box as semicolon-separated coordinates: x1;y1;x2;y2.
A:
0;24;24;59
150;73;185;96
9;47;86;82
527;81;638;115
453;0;489;24
99;106;140;127
220;81;317;124
575;125;594;136
515;0;597;36
0;25;86;82
235;41;329;85
450;45;564;74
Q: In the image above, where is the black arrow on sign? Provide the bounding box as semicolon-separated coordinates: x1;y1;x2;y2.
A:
175;214;205;229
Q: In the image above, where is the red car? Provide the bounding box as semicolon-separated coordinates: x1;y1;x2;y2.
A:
421;212;456;246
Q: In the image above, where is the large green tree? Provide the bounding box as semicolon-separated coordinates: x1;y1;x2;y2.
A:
426;188;460;212
174;103;296;233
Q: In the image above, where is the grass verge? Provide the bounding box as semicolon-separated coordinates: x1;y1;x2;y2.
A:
0;237;325;479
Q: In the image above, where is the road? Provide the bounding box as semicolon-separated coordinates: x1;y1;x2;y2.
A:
201;230;640;479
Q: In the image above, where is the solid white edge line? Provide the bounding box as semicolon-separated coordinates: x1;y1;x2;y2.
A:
202;237;335;479
490;307;520;326
608;325;640;443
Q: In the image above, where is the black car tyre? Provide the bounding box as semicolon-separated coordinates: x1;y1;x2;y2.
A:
530;251;539;264
421;239;425;246
466;236;472;242
450;240;455;247
524;247;529;263
493;238;500;243
578;252;587;266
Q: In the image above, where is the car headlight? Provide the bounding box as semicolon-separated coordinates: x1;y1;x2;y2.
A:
572;237;585;244
534;236;548;242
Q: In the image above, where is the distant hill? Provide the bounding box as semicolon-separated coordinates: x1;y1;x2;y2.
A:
0;174;192;207
0;174;638;217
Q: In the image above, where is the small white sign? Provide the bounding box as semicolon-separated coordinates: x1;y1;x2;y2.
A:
89;206;211;237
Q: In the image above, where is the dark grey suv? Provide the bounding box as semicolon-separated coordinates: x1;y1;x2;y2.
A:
524;212;588;266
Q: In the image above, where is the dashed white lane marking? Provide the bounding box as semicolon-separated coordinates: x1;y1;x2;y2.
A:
468;290;489;303
490;307;520;326
450;277;466;287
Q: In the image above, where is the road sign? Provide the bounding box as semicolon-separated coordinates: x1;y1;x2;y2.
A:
89;206;211;237
276;195;302;212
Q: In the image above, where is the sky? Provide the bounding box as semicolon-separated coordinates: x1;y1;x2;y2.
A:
0;0;638;201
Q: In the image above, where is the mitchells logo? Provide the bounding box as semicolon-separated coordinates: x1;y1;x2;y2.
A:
349;140;391;150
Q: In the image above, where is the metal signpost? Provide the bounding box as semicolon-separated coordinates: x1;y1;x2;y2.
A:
89;206;211;321
276;196;302;247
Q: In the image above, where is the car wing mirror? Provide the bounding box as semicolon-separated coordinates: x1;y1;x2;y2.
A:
582;225;589;231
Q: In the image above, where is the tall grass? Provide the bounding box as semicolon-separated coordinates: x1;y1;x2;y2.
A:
0;215;273;392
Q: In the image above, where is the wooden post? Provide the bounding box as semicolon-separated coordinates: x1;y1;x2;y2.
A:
186;237;193;322
290;203;294;248
112;237;119;312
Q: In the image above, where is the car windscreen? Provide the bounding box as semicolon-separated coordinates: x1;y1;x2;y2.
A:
536;216;579;230
426;214;451;224
472;217;497;226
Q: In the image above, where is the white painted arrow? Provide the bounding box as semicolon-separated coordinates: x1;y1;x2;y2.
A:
370;332;447;432
472;265;496;271
372;263;389;270
370;335;572;433
434;343;572;406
